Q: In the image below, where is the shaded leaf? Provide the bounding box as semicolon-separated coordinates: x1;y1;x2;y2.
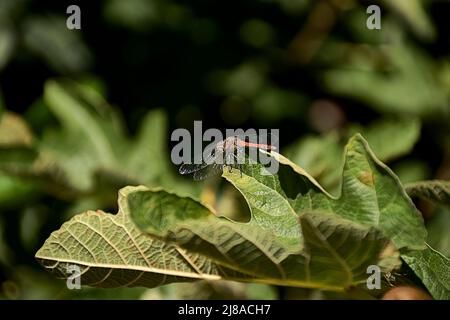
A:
323;42;448;118
285;133;342;190
0;174;35;208
0;25;14;71
405;180;450;206
393;160;430;185
353;117;421;162
286;118;420;192
43;79;120;170
23;15;92;73
126;110;168;183
0;79;198;204
427;207;450;258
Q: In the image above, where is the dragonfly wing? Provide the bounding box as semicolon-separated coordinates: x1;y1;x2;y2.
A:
193;164;224;181
179;148;219;175
179;163;208;174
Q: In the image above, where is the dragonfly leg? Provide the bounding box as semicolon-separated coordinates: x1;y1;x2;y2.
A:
225;151;235;174
231;152;243;178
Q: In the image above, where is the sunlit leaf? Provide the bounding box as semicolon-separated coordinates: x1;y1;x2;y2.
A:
402;246;450;300
129;187;391;290
0;111;33;147
381;0;435;40
269;134;427;251
36;186;251;289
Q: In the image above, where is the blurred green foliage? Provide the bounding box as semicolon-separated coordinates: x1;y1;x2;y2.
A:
0;0;450;299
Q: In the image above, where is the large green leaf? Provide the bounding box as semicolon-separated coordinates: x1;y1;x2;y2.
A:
35;186;251;288
36;185;390;291
129;188;390;290
401;246;450;300
405;180;450;207
242;134;427;251
268;135;447;299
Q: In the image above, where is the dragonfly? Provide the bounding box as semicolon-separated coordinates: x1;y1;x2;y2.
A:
179;134;277;180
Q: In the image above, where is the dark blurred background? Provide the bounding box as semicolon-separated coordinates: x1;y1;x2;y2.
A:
0;0;449;299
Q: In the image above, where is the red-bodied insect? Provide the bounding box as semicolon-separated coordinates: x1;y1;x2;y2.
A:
179;134;277;180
